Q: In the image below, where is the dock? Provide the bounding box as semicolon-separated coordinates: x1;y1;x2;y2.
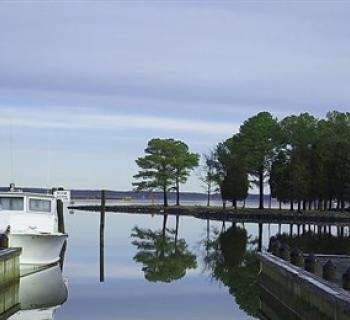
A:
0;248;21;319
257;251;350;320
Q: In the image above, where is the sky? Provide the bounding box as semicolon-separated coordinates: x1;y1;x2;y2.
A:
0;1;349;191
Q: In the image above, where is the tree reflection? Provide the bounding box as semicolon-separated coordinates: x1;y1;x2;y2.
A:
204;224;259;317
131;215;197;283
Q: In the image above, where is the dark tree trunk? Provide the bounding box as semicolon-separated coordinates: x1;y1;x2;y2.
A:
174;215;179;254
222;201;226;209
207;190;210;207
341;199;345;212
308;201;312;211
206;219;210;257
232;199;237;209
258;223;263;252
259;168;264;209
328;197;332;211
297;200;301;213
162;214;168;238
302;200;306;211
290;201;294;211
269;194;272;209
163;186;168;207
279;201;282;210
176;179;180;206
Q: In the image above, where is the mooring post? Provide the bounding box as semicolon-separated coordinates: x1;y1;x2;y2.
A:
0;233;8;249
268;236;276;252
271;240;281;256
323;260;336;282
100;190;106;282
305;253;318;274
290;247;304;267
278;243;290;261
57;199;65;233
342;268;350;290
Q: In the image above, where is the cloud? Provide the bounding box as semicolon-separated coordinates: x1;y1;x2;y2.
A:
0;106;239;135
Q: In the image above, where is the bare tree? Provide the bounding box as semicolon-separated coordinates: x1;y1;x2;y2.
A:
199;150;217;207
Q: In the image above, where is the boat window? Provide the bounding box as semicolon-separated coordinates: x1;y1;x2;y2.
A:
0;197;24;210
29;198;52;213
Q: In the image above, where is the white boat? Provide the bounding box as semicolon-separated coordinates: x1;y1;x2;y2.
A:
0;188;68;267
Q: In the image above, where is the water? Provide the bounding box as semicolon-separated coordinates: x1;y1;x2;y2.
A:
10;206;350;320
56;209;261;320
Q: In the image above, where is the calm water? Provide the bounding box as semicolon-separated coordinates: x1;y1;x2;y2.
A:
10;204;350;320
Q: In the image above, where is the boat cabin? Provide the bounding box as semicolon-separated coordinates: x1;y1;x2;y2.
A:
0;192;58;234
0;192;55;214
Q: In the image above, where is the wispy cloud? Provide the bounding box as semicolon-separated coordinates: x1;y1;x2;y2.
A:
0;106;239;135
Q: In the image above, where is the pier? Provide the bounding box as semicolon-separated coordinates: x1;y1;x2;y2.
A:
0;248;21;319
257;251;350;320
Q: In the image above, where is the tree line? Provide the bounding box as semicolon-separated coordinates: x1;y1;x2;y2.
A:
133;111;350;211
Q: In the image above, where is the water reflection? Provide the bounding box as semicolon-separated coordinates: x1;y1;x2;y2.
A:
204;223;259;317
131;215;197;282
275;229;350;254
8;264;68;320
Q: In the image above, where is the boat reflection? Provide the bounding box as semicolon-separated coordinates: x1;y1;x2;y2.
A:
6;263;68;320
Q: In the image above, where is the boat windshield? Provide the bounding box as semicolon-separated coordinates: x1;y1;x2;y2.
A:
29;198;52;213
0;197;24;211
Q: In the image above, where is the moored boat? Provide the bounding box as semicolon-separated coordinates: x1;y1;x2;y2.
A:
0;185;68;267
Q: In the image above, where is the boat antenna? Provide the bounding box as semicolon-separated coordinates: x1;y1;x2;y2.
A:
9;118;14;184
46;129;52;194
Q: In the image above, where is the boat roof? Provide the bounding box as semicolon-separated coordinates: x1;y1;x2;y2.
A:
0;191;55;199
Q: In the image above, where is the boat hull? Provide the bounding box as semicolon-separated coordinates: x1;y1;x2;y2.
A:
9;233;67;267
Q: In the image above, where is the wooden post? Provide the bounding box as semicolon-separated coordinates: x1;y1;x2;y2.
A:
342;268;350;290
291;248;303;267
258;223;263;252
0;233;8;249
278;243;290;261
100;190;105;282
57;199;65;233
305;253;317;274
271;240;281;256
323;260;336;282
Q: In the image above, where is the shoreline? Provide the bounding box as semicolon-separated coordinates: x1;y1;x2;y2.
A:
68;204;350;225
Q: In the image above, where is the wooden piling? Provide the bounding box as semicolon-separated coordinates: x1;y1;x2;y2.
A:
100;190;105;282
322;260;336;282
290;248;303;267
57;199;65;234
305;253;318;274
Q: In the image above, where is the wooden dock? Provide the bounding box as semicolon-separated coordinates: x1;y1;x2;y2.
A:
0;248;21;319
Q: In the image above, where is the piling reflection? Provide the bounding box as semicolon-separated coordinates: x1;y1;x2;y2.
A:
204;223;259;317
275;228;350;254
131;215;197;282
